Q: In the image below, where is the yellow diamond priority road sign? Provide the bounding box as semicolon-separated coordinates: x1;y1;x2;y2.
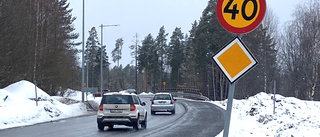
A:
212;37;257;83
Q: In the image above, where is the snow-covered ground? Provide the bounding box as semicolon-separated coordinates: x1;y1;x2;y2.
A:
214;92;320;137
1;80;320;137
0;80;100;130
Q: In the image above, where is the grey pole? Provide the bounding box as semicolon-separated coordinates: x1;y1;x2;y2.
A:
86;52;89;101
34;80;38;106
223;82;236;137
99;24;120;97
100;24;103;97
135;34;138;90
81;0;85;102
273;80;276;114
223;34;242;137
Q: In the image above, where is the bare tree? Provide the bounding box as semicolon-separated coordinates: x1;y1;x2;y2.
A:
129;33;140;90
280;0;320;100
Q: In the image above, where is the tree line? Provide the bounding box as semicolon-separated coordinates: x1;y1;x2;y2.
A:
1;0;320;101
120;0;320;101
0;0;80;95
129;0;278;101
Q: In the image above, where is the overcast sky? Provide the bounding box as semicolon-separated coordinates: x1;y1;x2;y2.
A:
68;0;302;67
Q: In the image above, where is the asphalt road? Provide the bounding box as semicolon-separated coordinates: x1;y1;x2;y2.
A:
0;97;225;137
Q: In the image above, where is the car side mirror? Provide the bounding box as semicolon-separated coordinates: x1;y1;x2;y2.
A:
142;102;146;106
174;99;177;101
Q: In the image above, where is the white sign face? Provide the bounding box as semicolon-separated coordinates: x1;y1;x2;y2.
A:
212;37;257;83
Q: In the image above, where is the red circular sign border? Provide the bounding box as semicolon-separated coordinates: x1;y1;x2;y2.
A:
216;0;266;34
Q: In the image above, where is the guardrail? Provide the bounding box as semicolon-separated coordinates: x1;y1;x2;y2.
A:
141;91;210;101
159;88;202;94
171;91;210;101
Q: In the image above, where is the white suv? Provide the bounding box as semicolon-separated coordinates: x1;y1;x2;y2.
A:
97;92;147;131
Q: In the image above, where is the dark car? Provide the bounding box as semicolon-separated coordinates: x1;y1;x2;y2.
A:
94;89;110;97
126;89;137;94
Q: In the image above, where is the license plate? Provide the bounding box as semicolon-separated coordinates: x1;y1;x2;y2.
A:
159;101;166;103
110;110;123;113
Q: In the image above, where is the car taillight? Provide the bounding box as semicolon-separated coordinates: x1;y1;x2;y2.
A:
171;99;173;104
151;99;154;104
99;104;103;111
130;104;136;111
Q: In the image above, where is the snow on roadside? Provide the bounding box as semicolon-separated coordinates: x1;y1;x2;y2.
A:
213;92;320;137
2;80;320;137
140;92;154;95
0;80;97;130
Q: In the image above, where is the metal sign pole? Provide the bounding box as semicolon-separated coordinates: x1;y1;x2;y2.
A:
100;24;104;97
81;0;85;102
273;80;276;114
215;0;265;135
34;80;38;106
223;82;235;137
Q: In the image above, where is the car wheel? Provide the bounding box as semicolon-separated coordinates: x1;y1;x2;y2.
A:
141;114;147;129
98;122;104;131
172;109;175;115
133;115;140;130
108;125;114;129
151;111;155;115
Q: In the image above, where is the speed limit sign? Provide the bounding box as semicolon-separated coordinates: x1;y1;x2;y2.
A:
216;0;266;34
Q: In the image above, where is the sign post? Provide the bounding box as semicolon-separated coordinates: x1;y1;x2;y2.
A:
214;0;265;136
223;83;235;137
213;37;258;137
163;82;166;90
213;36;258;137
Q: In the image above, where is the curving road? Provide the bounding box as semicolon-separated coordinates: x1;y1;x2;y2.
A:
0;96;225;137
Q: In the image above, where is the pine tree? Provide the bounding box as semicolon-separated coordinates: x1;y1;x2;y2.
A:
182;21;200;90
85;27;100;88
138;34;155;91
193;0;234;98
0;0;80;94
108;65;124;91
168;27;185;88
155;26;169;89
112;38;123;66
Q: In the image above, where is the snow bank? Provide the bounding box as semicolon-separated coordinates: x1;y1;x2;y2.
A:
2;80;320;136
214;92;320;137
140;92;154;95
0;80;92;129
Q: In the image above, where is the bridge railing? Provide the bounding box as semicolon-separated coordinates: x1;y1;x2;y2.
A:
159;88;202;94
153;88;210;101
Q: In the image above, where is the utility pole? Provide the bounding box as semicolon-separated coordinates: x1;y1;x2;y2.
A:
81;0;85;102
100;24;119;96
134;33;139;90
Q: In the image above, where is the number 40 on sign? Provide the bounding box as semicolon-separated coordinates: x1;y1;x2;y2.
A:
216;0;266;34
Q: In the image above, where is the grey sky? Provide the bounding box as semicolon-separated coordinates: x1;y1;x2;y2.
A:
69;0;302;67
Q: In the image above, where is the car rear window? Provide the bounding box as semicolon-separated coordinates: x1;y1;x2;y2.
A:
101;95;133;104
154;94;171;100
